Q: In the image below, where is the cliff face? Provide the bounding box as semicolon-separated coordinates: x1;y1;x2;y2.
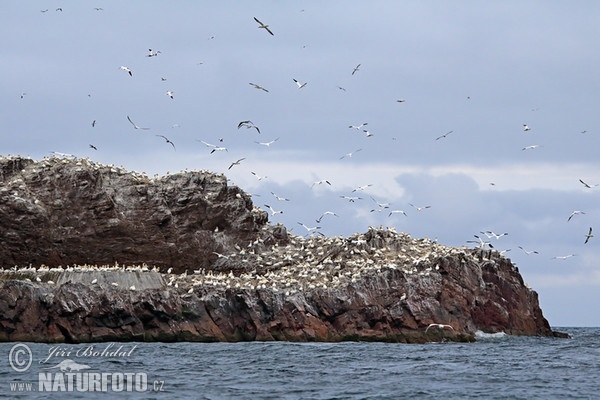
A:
0;156;563;343
0;155;271;271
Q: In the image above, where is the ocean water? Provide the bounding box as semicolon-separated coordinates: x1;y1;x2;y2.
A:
1;327;598;399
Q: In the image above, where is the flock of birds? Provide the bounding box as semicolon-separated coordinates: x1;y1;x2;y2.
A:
10;6;599;283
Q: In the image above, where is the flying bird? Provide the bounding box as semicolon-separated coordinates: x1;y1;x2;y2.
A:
119;66;132;76
409;203;431;212
89;144;98;150
91;120;96;127
425;323;454;333
348;123;368;130
264;204;283;216
255;138;279;147
362;130;375;137
166;90;174;99
522;124;531;132
481;231;508;240
518;246;539;255
251;172;267;181
567;210;585;222
249;82;269;92
147;49;161;57
271;192;290;201
584;227;594;244
297;222;321;233
352;64;361;75
340;195;362;202
388;210;407;217
352;184;373;192
127;115;150;130
552;254;576;260
312;180;331;187
316;211;338;223
198;140;227;153
228;158;245;170
435;131;453;140
339;148;362;160
522;145;540;151
237;120;260;134
254;17;274;36
579;179;599;188
156;135;176;150
293;79;307;89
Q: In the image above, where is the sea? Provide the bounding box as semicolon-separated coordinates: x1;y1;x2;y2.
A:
0;327;597;399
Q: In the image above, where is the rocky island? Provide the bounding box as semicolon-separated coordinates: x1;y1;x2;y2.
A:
0;155;565;343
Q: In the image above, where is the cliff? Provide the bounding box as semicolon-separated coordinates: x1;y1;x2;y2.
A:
0;155;564;343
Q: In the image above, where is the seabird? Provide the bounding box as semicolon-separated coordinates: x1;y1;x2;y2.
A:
213;252;230;260
340;195;362;202
567;210;585;222
312;180;331;187
409;203;431;212
147;49;161;57
362;130;375;137
119;66;132;76
93;8;103;11
425;323;455;333
166;90;174;99
251;172;267;181
198;140;228;153
337;86;347;91
352;184;373;192
396;99;406;103
228;158;245;170
264;204;283;216
522;124;531;132
254;17;274;36
352;63;361;75
20;92;26;99
552;254;576;260
316;211;338;223
92;120;96;127
482;231;508;240
254;138;279;147
89;144;98;150
388;210;407;217
348;122;368;130
127;115;149;130
521;145;540;151
293;79;307;89
584;227;594;244
156;135;176;150
467;235;493;249
249;82;269;92
435;131;453;140
579;179;599;188
271;192;290;201
297;222;321;233
518;246;539;255
339;148;362;160
237;120;260;133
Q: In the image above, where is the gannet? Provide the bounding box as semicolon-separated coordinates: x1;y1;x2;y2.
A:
127;115;149;130
156;135;176;150
228;158;245;170
249;82;269;92
435;131;453;140
119;66;132;76
293;79;307;89
254;17;274;36
584;227;593;244
352;64;361;75
567;210;585;222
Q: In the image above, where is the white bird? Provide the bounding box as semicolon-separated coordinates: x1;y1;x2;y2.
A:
521;145;540;151
187;287;194;294
91;278;98;284
584;227;594;244
147;49;161;57
297;222;321;233
119;66;132;76
339;148;362;160
567;210;585;222
552;254;576;260
409;203;431;212
481;231;508;240
312;180;331;187
340;195;362;202
129;285;136;291
264;204;283;216
579;179;599;188
388;210;407;217
166;90;174;99
237;120;260;134
352;184;373;192
523;124;531;132
316;211;338;223
362;130;375;137
156;135;176;150
293;79;307;89
228;158;245;170
467;235;493;249
198;140;228;153
271;192;290;201
352;64;361;75
213;252;230;260
435;131;453;140
254;17;274;36
127;115;150;130
518;246;539;255
254;138;279;147
425;323;455;333
251;172;267;181
249;82;269;92
348;123;368;130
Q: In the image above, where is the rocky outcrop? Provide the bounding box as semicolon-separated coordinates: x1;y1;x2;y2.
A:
0;155;274;271
0;155;565;343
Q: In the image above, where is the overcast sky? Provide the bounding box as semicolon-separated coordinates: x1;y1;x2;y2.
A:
2;1;599;327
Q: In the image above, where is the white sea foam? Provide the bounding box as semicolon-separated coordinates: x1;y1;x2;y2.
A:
475;330;508;339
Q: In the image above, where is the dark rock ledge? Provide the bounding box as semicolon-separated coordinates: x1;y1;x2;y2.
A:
0;155;567;343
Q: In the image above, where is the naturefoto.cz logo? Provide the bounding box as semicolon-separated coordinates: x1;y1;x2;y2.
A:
8;343;165;393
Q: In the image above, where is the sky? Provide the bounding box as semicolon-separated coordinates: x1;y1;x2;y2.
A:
1;1;599;327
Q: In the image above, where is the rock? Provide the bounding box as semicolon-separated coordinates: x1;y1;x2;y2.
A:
0;155;565;342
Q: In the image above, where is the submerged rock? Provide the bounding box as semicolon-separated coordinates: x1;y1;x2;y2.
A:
0;155;565;343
